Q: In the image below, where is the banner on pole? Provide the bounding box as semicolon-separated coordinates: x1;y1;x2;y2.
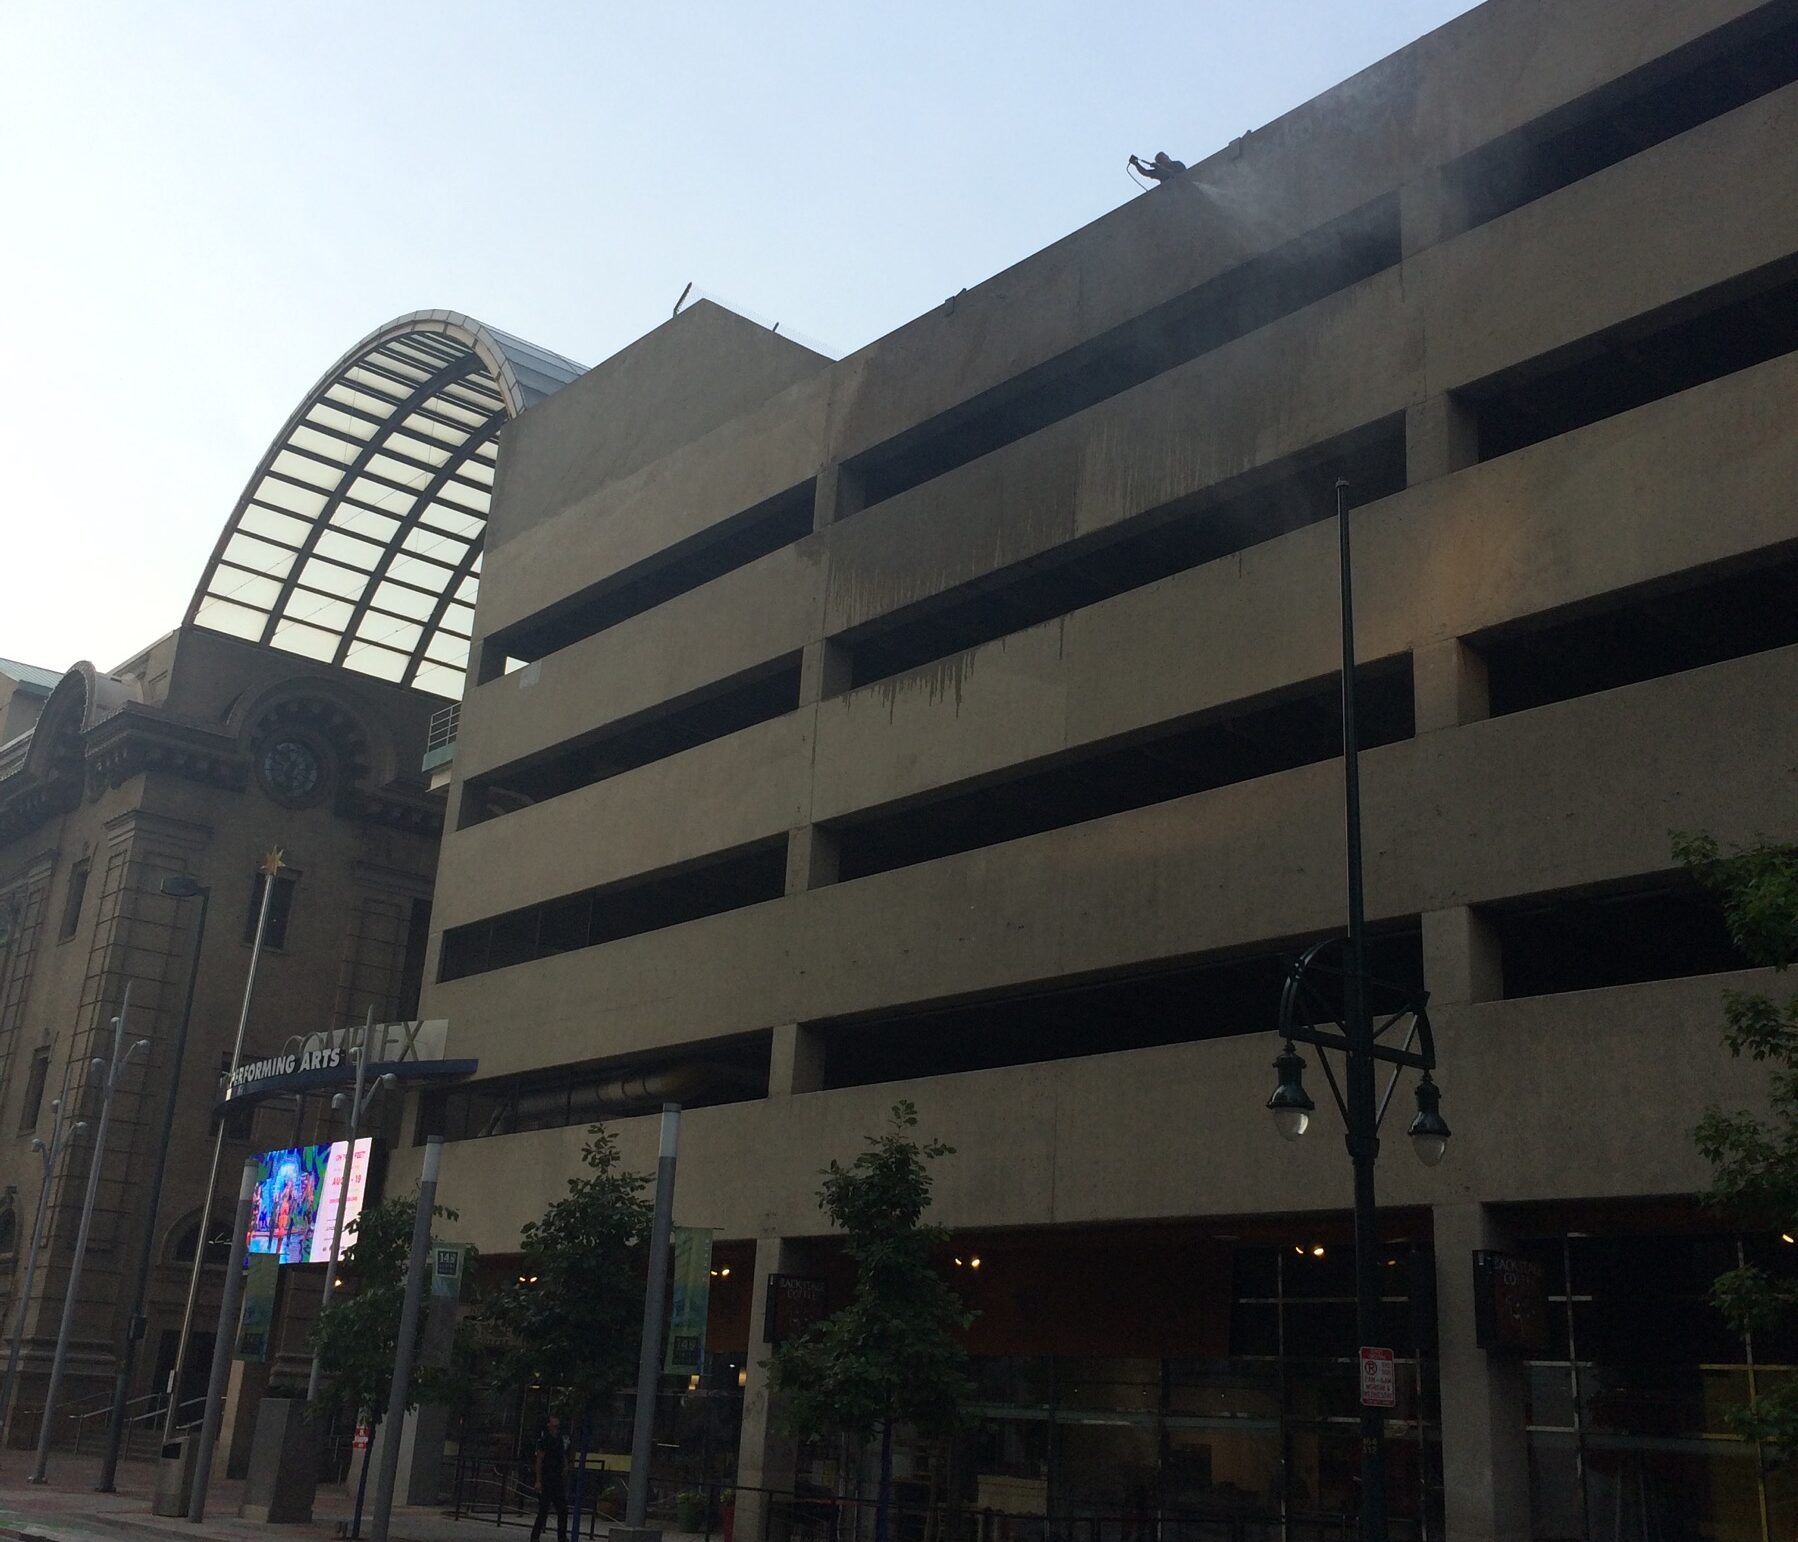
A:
237;1253;279;1362
421;1242;470;1369
664;1227;714;1376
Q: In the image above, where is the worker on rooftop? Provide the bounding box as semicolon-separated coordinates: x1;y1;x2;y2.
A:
1130;151;1188;186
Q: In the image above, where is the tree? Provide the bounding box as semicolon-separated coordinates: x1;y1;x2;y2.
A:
310;1194;472;1426
770;1101;974;1542
477;1124;653;1515
1678;833;1798;1446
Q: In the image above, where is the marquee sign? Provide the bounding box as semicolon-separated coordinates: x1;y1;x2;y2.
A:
219;1018;473;1108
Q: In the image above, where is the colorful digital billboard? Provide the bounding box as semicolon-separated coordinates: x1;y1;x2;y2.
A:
247;1137;373;1265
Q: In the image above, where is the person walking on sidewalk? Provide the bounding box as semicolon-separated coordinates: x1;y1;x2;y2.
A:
530;1412;570;1542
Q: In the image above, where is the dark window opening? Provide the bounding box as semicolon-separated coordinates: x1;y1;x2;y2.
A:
172;1214;234;1267
1443;11;1798;238
397;897;432;1018
1479;548;1798;716
459;655;803;827
842;419;1407;690
244;871;298;950
419;1036;772;1143
58;860;89;942
819;926;1424;1089
1486;880;1749;999
437;840;788;983
1464;258;1798;461
18;1047;49;1134
831;657;1415;883
847;196;1401;511
479;481;815;680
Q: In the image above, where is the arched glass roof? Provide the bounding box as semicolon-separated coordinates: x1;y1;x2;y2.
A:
187;310;584;699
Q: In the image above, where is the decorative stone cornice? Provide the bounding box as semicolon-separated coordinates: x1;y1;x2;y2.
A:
84;709;247;798
0;701;441;842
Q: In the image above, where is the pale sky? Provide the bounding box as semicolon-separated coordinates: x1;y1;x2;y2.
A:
0;0;1479;675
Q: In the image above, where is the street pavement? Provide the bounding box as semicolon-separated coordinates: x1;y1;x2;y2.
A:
0;1453;514;1542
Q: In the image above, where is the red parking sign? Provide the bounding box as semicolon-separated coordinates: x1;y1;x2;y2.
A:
1359;1346;1396;1408
353;1423;371;1452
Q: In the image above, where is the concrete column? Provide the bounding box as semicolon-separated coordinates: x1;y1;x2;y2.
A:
769;1024;825;1097
1432;1203;1531;1542
1413;638;1490;735
799;640;852;706
221;1357;270;1478
735;1237;818;1542
1399;168;1470;257
1405;394;1479;487
785;828;839;894
813;463;865;531
1423;906;1503;1007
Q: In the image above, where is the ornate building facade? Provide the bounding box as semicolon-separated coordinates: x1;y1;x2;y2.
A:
0;311;582;1449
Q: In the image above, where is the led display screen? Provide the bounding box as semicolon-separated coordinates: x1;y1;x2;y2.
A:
247;1137;373;1265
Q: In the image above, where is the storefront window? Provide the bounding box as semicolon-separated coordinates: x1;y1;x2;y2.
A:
961;1244;1443;1542
1523;1231;1797;1542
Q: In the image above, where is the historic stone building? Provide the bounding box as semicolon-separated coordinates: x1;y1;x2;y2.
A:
0;314;581;1452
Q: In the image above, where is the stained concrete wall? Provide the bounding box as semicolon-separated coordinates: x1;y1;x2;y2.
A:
431;346;1798;931
413;7;1798;1533
452;78;1798;807
429;640;1798;1074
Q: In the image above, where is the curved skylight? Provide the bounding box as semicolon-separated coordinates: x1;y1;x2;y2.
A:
186;310;583;699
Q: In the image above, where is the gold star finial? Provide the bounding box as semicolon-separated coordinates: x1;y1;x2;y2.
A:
260;846;286;877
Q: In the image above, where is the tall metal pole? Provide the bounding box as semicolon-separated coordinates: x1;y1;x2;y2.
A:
164;847;283;1442
98;882;210;1490
0;1098;85;1453
308;1009;373;1403
1335;479;1387;1542
187;1158;257;1522
30;987;148;1483
369;1135;442;1542
626;1105;681;1531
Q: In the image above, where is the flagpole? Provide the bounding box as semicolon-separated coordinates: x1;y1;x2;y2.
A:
161;846;285;1443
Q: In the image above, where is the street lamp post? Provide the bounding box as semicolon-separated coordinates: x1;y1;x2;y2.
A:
1264;481;1451;1542
29;987;149;1484
162;846;284;1443
368;1135;443;1542
307;1010;396;1403
187;1157;257;1522
96;874;210;1491
0;1097;87;1454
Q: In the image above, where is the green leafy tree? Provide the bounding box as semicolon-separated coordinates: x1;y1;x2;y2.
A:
1678;833;1798;1446
770;1101;974;1542
310;1194;471;1427
477;1125;653;1466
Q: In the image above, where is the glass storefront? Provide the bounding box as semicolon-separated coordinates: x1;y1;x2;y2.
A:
958;1244;1443;1542
1521;1231;1798;1542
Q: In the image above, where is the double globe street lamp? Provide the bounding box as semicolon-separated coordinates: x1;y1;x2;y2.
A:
1263;480;1451;1542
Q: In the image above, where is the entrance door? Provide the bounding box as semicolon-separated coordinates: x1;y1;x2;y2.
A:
151;1330;215;1425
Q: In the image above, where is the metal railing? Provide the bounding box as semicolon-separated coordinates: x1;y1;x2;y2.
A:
423;703;461;772
68;1392;205;1457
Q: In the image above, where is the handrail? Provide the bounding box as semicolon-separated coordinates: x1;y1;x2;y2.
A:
69;1392;206;1457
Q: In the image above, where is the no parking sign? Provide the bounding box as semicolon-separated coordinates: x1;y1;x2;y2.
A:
1359;1346;1396;1408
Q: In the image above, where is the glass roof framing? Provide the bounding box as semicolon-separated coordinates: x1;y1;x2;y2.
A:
187;310;582;700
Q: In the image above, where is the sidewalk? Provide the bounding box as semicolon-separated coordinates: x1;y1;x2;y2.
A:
0;1453;491;1542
